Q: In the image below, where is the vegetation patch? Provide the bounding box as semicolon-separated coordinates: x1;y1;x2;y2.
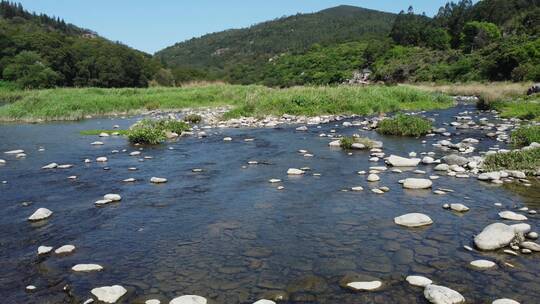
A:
483;148;540;173
510;126;540;148
183;114;202;124
339;136;378;149
0;85;452;122
377;114;432;137
127;119;190;145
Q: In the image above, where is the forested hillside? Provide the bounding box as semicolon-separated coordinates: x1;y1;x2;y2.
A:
158;0;540;86
0;1;161;88
156;5;396;84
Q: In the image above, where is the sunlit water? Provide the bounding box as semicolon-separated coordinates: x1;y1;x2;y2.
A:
0;104;538;303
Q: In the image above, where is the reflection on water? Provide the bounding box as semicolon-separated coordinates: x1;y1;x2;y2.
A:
0;104;538;303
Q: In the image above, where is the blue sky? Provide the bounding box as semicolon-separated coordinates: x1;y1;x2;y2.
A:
17;0;456;54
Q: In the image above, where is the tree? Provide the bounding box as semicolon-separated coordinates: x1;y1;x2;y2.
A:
2;51;60;88
461;21;501;52
152;68;175;86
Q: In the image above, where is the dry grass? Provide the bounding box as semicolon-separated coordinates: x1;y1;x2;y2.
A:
406;82;532;103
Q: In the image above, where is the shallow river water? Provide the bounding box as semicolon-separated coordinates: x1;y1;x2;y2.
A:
0;104;539;304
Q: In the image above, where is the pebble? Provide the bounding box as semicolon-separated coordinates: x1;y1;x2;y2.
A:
346;281;382;291
38;246;53;255
367;174;380;182
253;300;276;304
406;275;432;287
287;168;305;175
96;157;108;162
402;178;432;189
150;177;168;184
498;211;527;221
72;264;103;272
470;259;496;269
55;245;76;255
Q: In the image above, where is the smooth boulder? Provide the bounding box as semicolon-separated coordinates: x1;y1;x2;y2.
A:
474;223;516;250
91;285;127;303
169;295;207;304
387;155;420;167
394;213;433;227
406;275;433;287
424;284;465;304
28;208;52;221
403;178;432;189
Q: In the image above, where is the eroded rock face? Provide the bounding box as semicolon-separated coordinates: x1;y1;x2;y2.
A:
424;284;465;304
169;295;207;304
394;213;433;227
474;223;516;250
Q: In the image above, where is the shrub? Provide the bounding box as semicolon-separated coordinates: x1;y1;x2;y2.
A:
377;114;432;137
510;126;540;148
339;136;378;149
127;118;190;144
483;148;540;173
184;114;202;124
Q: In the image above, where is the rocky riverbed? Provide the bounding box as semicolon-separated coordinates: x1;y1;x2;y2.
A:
0;101;539;304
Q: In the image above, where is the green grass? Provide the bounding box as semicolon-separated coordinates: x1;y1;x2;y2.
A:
339;136;378;149
79;129;129;136
377;114;433;137
510;126;540;148
0;84;453;122
183;114;203;124
490;99;540;121
127;118;190;144
483;148;540;173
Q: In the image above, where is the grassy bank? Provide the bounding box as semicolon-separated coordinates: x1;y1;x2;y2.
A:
483;148;540;174
0;84;452;122
408;82;540;120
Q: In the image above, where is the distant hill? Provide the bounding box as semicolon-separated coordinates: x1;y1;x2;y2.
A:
155;5;396;82
0;1;161;88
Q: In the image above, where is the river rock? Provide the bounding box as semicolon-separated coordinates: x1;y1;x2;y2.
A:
96;157;108;162
346;281;382;291
72;264;103;272
104;194;122;202
442;155;468;166
287;168;305;175
406;275;433;287
4;149;24;154
146;300;161;304
450;204;469;212
38;246;53;255
434;164;449;171
387;155;420;167
328;140;341;147
424;284;465;304
169;295;207;304
498;211;527;221
42;163;58;169
520;241;540;252
55;245;76;254
150;177;168;184
403;178;432;189
474;223;516;250
253;300;276;304
28;208;53;221
394;213;433;227
91;285;127;303
492;299;520;304
367;174;380;182
470;260;496;269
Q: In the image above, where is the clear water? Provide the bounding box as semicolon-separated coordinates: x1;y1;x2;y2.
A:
0;105;538;304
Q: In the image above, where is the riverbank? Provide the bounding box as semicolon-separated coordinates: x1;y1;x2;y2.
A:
408;82;540;120
0;84;452;122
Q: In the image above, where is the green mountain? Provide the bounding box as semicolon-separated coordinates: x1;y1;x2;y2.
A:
155;5;396;83
0;1;161;88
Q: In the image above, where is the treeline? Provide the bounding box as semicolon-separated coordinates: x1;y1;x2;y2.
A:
0;1;162;89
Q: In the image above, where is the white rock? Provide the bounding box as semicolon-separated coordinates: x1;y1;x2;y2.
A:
328;140;341;147
434;164;449;171
150;177;168;184
0;159;5;164
367;174;380;182
169;295;207;304
4;149;24;154
424;284;465;304
287;168;305;175
474;223;516;250
387;155;420;167
253;300;276;304
72;264;103;272
28;208;53;221
520;241;540;252
498;211;527;221
38;246;53;255
406;275;433;287
422;156;435;164
96;157;108;162
26;285;36;291
130;151;141;156
394;213;433;227
91;141;104;145
346;281;382;291
223;137;232;141
492;299;520;304
104;194;122;202
91;285;127;303
42;163;58;169
95;199;113;206
511;223;531;234
146;300;161;304
123;178;136;182
371;188;384;194
55;245;75;254
268;179;281;183
351;186;364;191
470;260;496;269
403;178;432;189
99;132;110;137
450;204;469;212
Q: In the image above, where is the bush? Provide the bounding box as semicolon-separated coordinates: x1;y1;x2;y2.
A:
483;147;540;173
127;118;190;144
340;136;378;149
510;126;540;148
184;114;202;124
377;114;432;136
